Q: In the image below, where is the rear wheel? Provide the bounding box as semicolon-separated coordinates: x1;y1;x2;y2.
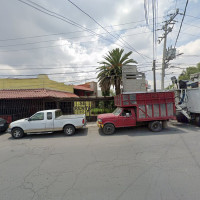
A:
195;116;200;127
64;125;75;136
103;124;115;135
11;127;24;139
148;121;162;132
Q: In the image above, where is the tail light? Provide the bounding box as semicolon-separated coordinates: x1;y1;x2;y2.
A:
82;118;85;124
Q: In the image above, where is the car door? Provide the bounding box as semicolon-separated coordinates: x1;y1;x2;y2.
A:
45;112;54;131
123;109;136;127
117;108;136;127
26;112;46;132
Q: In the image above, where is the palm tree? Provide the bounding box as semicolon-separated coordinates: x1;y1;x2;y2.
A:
97;48;137;95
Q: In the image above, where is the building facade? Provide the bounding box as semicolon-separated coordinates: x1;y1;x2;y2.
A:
122;65;146;93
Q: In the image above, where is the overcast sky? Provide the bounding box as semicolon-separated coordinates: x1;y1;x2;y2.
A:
0;0;200;89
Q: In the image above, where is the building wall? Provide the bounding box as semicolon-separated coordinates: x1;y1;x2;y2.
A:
122;65;146;93
78;82;97;96
0;74;74;93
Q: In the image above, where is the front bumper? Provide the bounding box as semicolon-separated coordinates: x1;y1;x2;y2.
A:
7;128;11;133
97;121;104;128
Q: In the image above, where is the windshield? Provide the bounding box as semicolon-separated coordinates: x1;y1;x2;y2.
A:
112;107;122;116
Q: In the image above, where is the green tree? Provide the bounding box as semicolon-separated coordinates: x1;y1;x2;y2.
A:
179;63;200;80
97;48;137;95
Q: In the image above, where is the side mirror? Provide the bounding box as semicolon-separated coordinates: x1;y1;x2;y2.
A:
27;118;31;121
126;113;130;117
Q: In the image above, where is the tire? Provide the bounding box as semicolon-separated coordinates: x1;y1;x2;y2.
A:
64;125;75;136
103;124;115;135
176;113;188;123
195;116;200;127
11;127;24;139
148;121;162;132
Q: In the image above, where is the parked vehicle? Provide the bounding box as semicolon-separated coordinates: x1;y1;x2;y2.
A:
97;92;176;135
175;82;200;126
0;118;9;133
8;109;86;139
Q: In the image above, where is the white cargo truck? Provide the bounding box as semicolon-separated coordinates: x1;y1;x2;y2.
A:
172;78;200;126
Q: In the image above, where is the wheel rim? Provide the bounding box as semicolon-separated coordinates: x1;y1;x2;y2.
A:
13;130;21;138
106;126;112;134
153;123;158;129
66;128;73;135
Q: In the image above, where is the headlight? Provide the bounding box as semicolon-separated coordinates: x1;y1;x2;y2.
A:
97;119;102;123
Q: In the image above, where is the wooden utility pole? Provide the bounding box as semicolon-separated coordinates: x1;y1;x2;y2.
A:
153;59;156;92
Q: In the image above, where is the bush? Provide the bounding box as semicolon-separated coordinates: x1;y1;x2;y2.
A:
91;108;114;115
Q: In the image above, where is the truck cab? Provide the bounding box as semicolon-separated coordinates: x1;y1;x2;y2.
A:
97;107;136;134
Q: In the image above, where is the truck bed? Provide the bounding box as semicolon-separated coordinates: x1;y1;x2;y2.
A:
115;92;176;121
56;114;85;120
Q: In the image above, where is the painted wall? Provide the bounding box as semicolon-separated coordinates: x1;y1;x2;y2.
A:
0;74;74;93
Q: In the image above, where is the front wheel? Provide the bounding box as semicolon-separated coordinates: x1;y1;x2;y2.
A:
148;121;162;132
11;127;24;139
64;125;75;136
103;124;115;135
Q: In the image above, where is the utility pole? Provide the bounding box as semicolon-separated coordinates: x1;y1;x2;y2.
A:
158;9;179;90
153;59;156;92
161;25;167;90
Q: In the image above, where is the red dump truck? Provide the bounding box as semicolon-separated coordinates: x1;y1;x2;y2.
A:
97;92;176;135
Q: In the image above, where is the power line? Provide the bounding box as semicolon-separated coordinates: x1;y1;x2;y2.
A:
174;0;189;47
185;14;200;20
0;27;154;49
0;70;97;77
16;0;127;52
0;66;98;70
67;0;152;61
0;18;159;42
16;0;153;63
0;61;155;68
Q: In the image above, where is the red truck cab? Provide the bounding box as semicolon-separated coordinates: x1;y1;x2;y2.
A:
97;92;176;135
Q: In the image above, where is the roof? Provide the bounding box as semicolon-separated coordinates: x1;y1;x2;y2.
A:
73;85;94;92
0;89;79;99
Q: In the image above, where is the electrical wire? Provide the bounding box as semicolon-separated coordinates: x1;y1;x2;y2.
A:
0;70;97;77
16;0;133;53
0;28;155;49
66;0;152;61
0;18;160;42
174;0;189;47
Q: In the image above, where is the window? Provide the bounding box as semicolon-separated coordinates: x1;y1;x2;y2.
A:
55;110;62;118
113;108;122;116
121;109;132;117
47;112;52;120
30;113;44;121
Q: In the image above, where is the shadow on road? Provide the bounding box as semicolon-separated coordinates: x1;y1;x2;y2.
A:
98;122;193;137
8;127;88;140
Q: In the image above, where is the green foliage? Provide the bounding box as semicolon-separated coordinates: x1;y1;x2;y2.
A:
178;63;200;80
91;100;115;115
91;108;114;115
97;48;137;95
102;90;110;97
165;84;175;90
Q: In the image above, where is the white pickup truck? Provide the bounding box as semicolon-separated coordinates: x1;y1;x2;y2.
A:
8;109;86;139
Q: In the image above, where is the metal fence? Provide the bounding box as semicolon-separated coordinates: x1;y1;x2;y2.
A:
0;97;115;122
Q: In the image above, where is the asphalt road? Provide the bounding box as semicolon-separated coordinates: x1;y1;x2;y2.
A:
0;121;200;200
